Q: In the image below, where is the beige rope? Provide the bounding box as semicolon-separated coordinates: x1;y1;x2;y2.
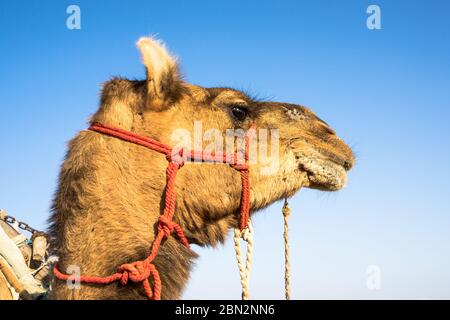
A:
282;198;291;300
233;220;254;300
234;199;292;300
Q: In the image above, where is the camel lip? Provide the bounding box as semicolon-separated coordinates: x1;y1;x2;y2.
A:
298;157;348;191
315;147;354;172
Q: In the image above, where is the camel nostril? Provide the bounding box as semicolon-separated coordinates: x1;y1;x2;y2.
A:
343;152;356;171
343;160;352;171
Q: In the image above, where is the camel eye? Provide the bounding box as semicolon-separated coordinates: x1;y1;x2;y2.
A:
231;105;248;121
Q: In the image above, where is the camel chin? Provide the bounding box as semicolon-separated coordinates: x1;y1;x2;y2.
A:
298;157;348;191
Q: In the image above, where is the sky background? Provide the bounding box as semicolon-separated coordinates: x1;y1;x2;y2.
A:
1;0;449;299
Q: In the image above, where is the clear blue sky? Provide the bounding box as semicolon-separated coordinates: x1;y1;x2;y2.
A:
1;0;449;299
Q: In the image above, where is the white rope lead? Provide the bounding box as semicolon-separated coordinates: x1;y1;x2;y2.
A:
234;199;291;300
282;198;291;300
233;220;254;300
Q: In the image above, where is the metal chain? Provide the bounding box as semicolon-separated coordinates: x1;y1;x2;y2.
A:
0;210;42;234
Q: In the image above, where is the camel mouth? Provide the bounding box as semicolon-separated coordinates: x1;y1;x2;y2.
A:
297;156;348;191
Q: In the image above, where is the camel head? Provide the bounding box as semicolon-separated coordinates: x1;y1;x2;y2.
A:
50;37;354;299
90;37;354;245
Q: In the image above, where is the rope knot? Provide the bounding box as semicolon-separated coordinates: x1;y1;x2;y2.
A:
158;215;175;238
241;226;252;242
117;261;151;286
282;199;291;217
166;148;185;168
116;261;161;300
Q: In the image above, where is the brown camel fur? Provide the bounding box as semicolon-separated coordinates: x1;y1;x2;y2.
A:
49;37;354;300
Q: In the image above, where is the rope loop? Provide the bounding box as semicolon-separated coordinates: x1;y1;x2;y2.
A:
157;216;175;238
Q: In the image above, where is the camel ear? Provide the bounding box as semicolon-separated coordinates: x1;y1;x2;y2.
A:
137;37;184;111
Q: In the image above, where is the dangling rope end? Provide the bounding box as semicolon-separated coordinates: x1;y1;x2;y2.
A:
282;198;291;300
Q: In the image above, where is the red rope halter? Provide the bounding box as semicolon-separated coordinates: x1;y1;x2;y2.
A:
53;122;253;300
